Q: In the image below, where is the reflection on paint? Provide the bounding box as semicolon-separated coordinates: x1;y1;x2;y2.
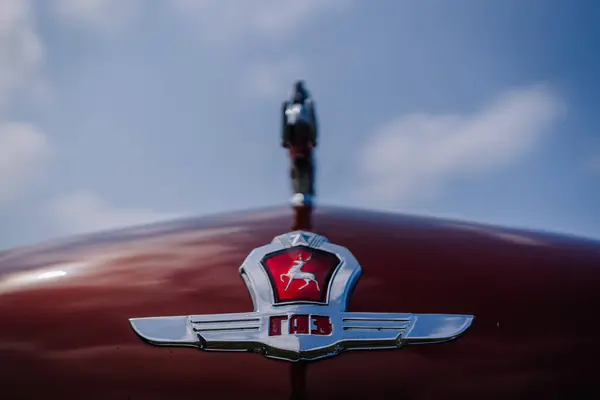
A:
37;270;67;279
0;263;85;293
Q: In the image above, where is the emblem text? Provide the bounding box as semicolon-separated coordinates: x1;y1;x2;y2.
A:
268;314;333;336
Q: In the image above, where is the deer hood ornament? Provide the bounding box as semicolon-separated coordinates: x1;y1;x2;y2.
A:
281;253;319;292
129;231;474;362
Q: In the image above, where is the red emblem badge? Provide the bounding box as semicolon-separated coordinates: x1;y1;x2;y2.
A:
260;246;341;304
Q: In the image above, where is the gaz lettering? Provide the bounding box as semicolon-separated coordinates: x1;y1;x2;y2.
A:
269;314;332;336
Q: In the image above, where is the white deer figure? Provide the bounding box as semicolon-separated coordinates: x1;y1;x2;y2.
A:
280;253;320;292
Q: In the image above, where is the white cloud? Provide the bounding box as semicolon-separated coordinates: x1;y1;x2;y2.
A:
173;0;353;43
0;1;50;209
359;85;566;205
0;0;44;113
53;0;140;34
245;58;306;99
48;191;184;236
0;122;52;207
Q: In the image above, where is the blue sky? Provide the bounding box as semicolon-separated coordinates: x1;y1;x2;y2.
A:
1;0;599;249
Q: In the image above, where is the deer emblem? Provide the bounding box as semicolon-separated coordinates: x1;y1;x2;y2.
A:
280;253;320;292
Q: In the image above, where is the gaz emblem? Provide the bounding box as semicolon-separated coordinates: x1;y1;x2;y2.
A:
129;231;474;362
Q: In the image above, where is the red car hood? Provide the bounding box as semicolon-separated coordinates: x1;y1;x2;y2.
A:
0;206;599;399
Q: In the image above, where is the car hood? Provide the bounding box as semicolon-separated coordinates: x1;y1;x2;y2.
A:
0;206;599;399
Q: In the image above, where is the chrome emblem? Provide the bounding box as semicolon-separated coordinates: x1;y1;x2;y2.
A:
129;231;474;362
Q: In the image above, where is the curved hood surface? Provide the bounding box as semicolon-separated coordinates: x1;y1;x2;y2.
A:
0;206;599;399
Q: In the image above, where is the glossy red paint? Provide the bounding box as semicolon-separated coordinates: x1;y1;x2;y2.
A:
0;206;599;399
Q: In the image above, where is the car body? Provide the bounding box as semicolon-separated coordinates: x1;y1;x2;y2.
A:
0;206;598;399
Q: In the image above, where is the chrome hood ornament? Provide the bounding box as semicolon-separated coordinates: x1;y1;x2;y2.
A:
129;231;474;362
